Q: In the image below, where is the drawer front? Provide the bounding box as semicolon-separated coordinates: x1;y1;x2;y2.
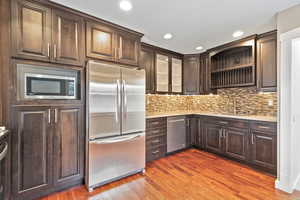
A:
250;121;277;133
146;127;167;138
203;117;249;129
146;145;166;162
146;118;167;129
146;135;166;148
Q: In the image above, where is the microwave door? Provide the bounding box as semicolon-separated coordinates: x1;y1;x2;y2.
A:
121;68;145;135
88;61;122;140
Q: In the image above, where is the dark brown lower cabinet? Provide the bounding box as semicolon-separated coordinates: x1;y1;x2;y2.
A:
224;128;248;161
250;130;277;173
12;105;84;200
187;117;201;147
204;124;223;154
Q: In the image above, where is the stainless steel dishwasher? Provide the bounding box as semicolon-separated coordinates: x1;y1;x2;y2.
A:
167;116;186;153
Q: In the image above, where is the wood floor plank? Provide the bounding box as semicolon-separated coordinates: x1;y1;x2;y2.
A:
40;149;300;200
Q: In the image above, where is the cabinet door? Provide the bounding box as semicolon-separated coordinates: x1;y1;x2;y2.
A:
257;32;277;92
224;128;247;161
86;21;116;62
52;9;85;66
250;130;277;171
200;53;210;94
11;0;52;61
12;107;53;199
188;118;199;147
140;48;155;93
183;56;199;95
156;54;169;93
116;32;140;66
53;106;84;186
204;124;223;154
171;58;183;93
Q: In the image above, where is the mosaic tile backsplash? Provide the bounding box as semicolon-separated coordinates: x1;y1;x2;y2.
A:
146;87;277;116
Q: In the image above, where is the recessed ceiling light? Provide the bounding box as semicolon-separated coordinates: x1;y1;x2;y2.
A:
163;33;173;40
119;0;132;11
195;46;204;50
233;30;244;38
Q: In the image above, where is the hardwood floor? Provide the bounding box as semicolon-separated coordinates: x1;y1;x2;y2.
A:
40;149;300;200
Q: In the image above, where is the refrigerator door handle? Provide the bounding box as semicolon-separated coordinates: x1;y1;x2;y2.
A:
122;80;128;120
90;133;143;145
116;80;121;123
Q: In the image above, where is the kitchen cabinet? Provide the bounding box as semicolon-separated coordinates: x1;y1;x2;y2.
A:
257;31;277;92
171;58;183;93
12;105;84;200
156;54;170;93
183;55;200;95
52;9;85;66
224;128;248;161
146;118;167;162
187;117;202;148
249;121;277;173
200;53;211;94
204;123;223;154
86;21;141;66
53;106;84;187
11;0;85;66
140;47;155;93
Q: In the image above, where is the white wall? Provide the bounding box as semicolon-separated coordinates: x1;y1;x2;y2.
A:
276;3;300;193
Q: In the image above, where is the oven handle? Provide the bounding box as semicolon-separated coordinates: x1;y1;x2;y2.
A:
0;142;8;162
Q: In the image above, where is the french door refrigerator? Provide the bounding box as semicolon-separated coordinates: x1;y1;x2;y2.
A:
86;61;145;191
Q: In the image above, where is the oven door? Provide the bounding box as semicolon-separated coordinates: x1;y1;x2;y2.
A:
25;73;76;99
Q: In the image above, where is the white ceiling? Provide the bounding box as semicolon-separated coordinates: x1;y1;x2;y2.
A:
51;0;300;54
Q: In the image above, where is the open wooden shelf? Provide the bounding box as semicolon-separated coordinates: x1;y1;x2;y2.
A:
211;63;254;73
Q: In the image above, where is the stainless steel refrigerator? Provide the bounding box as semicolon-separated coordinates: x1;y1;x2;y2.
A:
86;61;145;192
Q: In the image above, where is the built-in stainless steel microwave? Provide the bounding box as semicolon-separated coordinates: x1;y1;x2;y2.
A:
17;64;79;100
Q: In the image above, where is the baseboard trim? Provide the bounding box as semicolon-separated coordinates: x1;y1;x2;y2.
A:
275;179;293;193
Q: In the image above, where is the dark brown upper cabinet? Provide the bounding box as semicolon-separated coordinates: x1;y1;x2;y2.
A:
52;9;85;66
11;0;52;62
11;0;85;66
183;55;200;95
86;21;141;66
208;35;256;89
116;32;140;66
86;21;117;62
256;31;277;92
140;46;155;93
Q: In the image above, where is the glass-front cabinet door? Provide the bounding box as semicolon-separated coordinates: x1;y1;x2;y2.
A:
156;54;169;92
171;58;182;93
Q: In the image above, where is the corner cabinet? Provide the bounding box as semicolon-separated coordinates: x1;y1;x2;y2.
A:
11;0;85;66
12;105;84;200
86;21;141;66
256;31;277;92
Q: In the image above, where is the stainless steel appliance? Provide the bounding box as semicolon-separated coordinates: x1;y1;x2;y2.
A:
17;63;79;99
86;61;145;191
167;116;187;153
0;129;9;200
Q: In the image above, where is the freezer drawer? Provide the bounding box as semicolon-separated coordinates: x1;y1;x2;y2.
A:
167;116;187;153
87;132;145;190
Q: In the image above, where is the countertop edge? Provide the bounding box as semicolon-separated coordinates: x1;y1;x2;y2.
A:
146;113;277;122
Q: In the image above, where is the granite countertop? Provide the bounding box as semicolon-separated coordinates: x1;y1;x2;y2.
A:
146;111;277;122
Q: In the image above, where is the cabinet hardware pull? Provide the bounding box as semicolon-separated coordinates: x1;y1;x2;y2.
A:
54;44;57;59
152;122;159;125
251;134;254;144
219;121;228;125
258;126;270;129
54;109;58;123
152;139;160;144
152;130;160;134
152;150;160;154
219;129;222;138
47;43;50;57
48;109;51;124
223;129;226;138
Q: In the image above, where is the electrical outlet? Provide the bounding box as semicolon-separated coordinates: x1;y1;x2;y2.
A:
268;99;273;106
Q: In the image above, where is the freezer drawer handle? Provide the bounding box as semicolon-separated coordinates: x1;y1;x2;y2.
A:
0;142;8;162
90;134;142;144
